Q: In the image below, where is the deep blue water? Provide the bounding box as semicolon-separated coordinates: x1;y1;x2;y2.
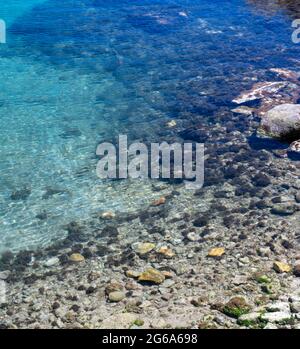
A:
1;0;300;251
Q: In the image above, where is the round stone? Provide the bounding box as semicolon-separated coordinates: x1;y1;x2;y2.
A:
108;291;126;302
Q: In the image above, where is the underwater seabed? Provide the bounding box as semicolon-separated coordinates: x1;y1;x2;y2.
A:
0;53;164;252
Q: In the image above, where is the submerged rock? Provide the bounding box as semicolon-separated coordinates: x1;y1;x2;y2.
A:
138;268;165;284
271;203;297;216
259;104;300;140
36;211;48;220
273;261;291;273
125;270;141;279
69;253;85;263
288;140;300;153
270;68;300;83
0;271;10;280
231;106;255;116
233;80;299;117
293;264;300;277
179;126;210;143
135;243;156;256
65;221;86;242
105;282;124;295
166;120;177;128
101;211;116;220
42;187;66;200
233;72;300;153
208;247;225;258
157;246;175;259
108;291;126;303
151;197;166;206
44;257;60;267
222;297;251;318
232;81;288;104
10;188;31;201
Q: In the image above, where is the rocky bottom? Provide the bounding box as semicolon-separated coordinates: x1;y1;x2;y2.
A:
2;69;300;330
1;146;300;329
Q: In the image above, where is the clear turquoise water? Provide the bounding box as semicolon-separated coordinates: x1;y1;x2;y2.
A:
0;0;300;252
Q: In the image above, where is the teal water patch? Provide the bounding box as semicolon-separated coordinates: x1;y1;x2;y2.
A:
0;54;159;252
0;1;166;252
0;0;47;26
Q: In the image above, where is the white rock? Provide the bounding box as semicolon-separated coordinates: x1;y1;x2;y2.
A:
266;302;290;313
289;140;300;153
0;270;10;280
150;318;167;329
260;103;300;138
44;257;60;267
163;279;175;288
238;312;261;322
0;280;6;305
231;106;254;115
99;313;137;329
261;311;291;323
187;232;200;242
289;295;300;303
263;323;278;329
257;247;271;257
233;81;288;104
232;275;248;286
239;257;250;264
291;302;300;313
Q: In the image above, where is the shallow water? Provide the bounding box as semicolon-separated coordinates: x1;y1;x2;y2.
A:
0;0;300;252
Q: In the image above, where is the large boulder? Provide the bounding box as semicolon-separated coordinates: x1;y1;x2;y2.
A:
259;104;300;140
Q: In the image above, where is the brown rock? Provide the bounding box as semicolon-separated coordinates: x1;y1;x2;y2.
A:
222;297;251;318
162;271;173;279
151;197;166;206
105;282;123;295
158;246;175;259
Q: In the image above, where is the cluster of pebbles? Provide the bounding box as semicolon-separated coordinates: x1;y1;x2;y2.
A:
1;70;300;327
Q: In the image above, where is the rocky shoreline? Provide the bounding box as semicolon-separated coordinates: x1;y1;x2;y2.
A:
1;151;300;329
